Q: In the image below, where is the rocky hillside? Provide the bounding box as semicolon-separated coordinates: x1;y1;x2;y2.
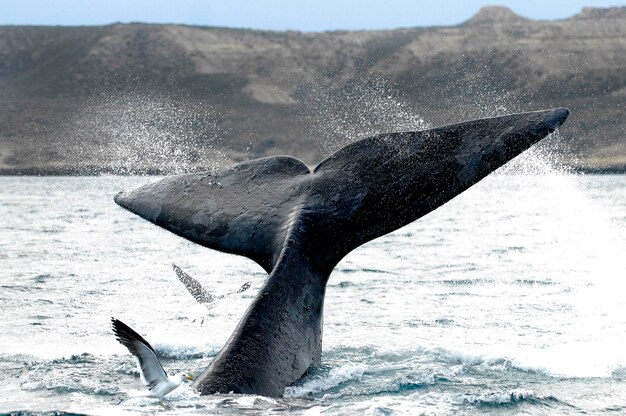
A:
0;6;624;174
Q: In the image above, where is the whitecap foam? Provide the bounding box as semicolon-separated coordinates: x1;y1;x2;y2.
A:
440;340;626;378
452;388;558;406
21;377;119;396
284;363;368;397
150;339;221;360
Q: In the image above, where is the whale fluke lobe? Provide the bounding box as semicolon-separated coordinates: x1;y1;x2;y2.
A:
115;155;310;274
114;108;569;396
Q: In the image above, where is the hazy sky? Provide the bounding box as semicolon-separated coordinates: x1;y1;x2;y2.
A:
1;0;624;31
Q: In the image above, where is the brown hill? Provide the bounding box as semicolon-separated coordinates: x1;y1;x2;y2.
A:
0;6;624;174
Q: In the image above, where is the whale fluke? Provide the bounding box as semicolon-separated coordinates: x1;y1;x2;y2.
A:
115;108;570;396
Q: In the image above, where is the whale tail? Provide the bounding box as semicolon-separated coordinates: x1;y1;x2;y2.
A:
114;108;570;396
115;108;569;274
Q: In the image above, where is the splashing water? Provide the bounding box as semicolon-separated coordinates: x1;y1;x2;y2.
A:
1;170;625;415
298;77;428;154
66;91;235;174
2;75;625;414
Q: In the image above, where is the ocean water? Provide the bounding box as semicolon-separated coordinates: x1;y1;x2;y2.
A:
1;171;625;415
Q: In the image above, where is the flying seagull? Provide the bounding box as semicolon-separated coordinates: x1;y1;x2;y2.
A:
172;263;251;305
111;318;193;398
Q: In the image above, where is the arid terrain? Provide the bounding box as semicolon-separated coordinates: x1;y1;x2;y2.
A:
0;6;624;174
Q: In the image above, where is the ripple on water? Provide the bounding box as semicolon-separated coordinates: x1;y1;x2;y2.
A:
452;388;566;408
1;175;625;415
1;412;90;416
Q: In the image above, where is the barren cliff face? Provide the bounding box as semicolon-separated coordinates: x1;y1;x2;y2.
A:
0;6;624;173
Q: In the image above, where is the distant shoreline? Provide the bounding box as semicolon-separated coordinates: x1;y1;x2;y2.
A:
1;7;624;177
1;165;625;176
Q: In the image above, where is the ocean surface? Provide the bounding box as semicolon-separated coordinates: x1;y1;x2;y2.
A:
1;170;625;415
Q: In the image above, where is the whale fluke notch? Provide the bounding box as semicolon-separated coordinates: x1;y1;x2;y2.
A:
114;108;570;396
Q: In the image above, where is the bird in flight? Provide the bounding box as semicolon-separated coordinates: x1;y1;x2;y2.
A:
172;263;251;306
111;318;193;398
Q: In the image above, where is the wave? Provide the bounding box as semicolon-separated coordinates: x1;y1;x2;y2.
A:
333;281;357;288
285;363;368;397
150;340;221;360
438;341;626;378
513;278;558;286
284;346;465;398
314;341;626;398
335;267;392;275
21;379;119;396
0;412;89;416
453;388;564;407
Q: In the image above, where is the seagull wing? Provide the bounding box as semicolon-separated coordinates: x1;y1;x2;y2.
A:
111;318;168;391
236;282;251;293
172;264;215;304
216;281;252;298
